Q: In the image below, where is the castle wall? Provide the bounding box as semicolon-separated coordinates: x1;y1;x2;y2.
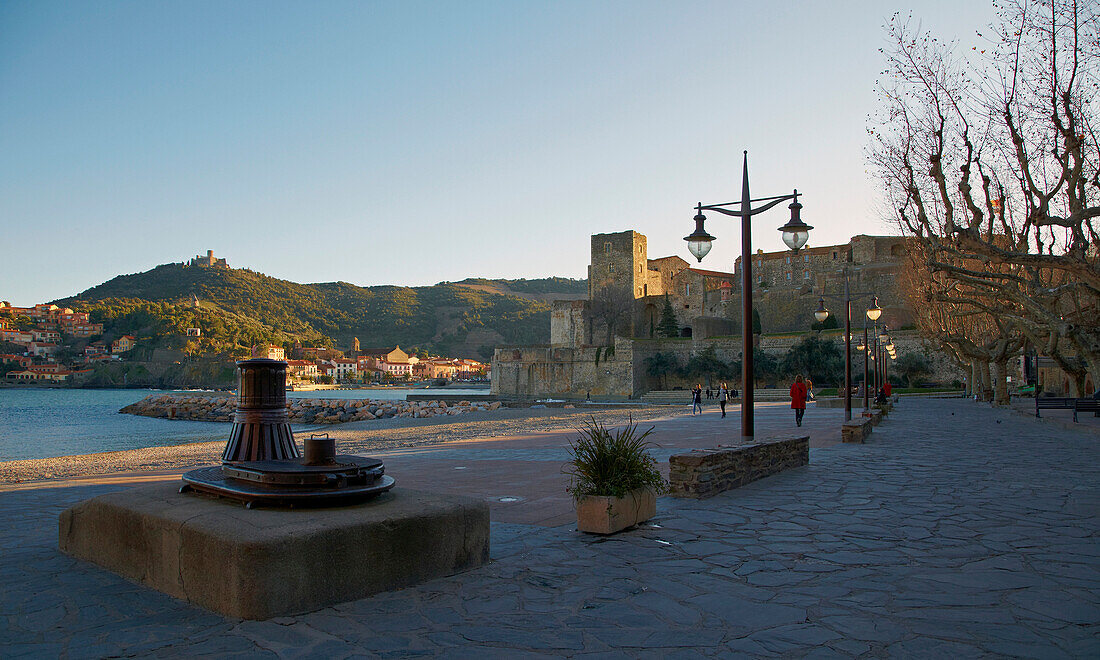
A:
491;336;635;398
550;300;589;347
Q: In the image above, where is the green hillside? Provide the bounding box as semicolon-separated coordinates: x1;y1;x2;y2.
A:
54;264;586;361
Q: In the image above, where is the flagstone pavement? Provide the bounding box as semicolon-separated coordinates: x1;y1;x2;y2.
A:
2;397;1098;658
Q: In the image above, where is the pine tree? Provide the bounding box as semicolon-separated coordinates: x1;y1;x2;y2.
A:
658;295;680;338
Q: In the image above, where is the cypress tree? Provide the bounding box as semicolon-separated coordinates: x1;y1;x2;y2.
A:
658;295;680;338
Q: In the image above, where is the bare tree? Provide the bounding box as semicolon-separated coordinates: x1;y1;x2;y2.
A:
589;284;634;344
871;0;1100;395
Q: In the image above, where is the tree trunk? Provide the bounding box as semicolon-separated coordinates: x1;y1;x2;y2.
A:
992;359;1010;406
968;361;978;397
979;361;992;402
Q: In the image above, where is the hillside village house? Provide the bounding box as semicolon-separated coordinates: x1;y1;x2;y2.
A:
111;336;136;354
28;342;59;358
0;354;34;368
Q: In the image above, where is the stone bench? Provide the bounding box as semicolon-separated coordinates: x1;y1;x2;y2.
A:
668;435;809;499
842;418;873;443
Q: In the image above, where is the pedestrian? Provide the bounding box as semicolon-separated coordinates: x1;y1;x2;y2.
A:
719;382;728;418
705;387;711;400
806;377;815;401
691;384;703;414
790;374;808;427
883;381;892;400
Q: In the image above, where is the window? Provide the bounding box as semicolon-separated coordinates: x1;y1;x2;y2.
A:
786;256;791;264
832;251;838;260
685;284;691;296
803;271;810;279
804;255;809;262
786;273;792;281
604;242;611;253
608;263;614;273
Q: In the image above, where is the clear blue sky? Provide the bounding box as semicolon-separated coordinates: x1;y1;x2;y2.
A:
0;1;996;304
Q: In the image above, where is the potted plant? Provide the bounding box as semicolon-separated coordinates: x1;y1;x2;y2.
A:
565;418;667;535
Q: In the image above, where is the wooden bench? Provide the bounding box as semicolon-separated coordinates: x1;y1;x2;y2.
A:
1036;396;1100;422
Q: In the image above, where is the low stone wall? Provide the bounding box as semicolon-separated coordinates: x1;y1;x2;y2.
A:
842;419;873;443
668;434;809;499
121;394;503;424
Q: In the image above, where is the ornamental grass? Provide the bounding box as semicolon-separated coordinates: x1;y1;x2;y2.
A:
564;417;666;501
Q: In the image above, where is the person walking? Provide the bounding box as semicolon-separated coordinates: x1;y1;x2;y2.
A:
790;374;808;427
691;384;703;415
718;382;728;418
806;377;815;401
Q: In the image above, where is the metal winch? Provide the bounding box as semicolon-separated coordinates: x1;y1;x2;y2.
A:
181;358;395;508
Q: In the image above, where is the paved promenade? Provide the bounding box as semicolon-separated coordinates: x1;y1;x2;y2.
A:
3;398;1098;657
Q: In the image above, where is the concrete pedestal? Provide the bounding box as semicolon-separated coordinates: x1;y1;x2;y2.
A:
59;483;489;619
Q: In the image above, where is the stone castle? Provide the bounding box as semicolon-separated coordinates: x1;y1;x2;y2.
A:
492;230;952;398
188;250;229;269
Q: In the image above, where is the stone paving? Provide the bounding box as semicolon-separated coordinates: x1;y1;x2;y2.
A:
2;397;1099;657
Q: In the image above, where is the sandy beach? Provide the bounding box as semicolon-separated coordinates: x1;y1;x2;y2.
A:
0;405;679;485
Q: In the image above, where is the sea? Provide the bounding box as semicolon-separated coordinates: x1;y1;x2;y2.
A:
0;387;490;462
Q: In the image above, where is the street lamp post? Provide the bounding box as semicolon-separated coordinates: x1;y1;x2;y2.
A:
813;268;877;421
684;151;810;441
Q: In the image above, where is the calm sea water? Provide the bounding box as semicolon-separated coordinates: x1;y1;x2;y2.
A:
0;387;489;462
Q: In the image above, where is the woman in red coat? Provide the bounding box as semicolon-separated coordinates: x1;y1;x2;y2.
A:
790;374;808;427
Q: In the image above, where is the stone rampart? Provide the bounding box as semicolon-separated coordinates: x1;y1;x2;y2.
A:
121;393;503;424
668;434;809;498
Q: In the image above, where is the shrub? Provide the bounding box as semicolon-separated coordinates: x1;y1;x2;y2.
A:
564;418;666;501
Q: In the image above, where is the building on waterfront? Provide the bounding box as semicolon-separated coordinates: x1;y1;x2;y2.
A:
286;360;319;379
493;229;952;398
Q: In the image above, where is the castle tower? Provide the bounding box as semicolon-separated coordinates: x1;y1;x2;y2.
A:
588;231;648;300
353;337;360;352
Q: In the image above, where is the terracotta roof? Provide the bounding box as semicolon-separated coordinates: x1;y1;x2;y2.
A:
686;267;735;278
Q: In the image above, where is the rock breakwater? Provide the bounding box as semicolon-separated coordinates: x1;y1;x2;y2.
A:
120;394;504;424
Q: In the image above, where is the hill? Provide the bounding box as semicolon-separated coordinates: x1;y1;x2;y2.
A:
54;264;587;361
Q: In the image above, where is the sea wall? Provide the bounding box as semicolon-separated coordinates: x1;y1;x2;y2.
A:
120;394;504;424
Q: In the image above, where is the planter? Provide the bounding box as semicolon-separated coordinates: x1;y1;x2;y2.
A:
576;487;656;535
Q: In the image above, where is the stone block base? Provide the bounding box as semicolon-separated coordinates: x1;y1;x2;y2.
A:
842;419;873;443
669;435;809;498
59;483;489;619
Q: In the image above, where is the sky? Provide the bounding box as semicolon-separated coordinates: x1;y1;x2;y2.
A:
0;1;998;305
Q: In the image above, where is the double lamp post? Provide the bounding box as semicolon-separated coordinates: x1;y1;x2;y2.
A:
683;151;812;441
